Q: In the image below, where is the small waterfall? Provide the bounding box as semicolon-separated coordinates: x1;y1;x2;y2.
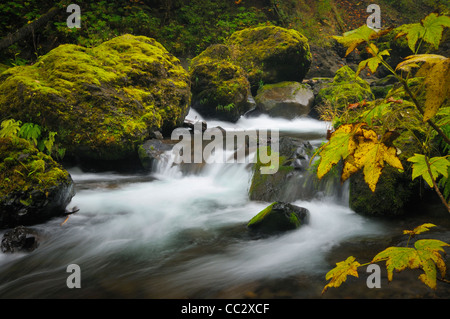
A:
0;111;385;298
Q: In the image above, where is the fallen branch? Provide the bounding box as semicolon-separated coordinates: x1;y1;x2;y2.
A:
0;6;62;52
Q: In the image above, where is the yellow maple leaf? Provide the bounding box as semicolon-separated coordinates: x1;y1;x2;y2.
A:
322;256;361;294
373;239;449;289
422;58;450;122
341;127;403;192
403;223;437;237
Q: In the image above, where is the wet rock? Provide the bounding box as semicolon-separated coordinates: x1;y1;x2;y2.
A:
189;44;253;123
254;82;315;119
0;137;75;228
1;226;39;253
189;25;312;122
138;139;176;171
227;25;312;94
0;34;190;161
248;136;315;202
247;202;309;236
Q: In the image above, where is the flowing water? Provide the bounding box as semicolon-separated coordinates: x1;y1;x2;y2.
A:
0;111;448;299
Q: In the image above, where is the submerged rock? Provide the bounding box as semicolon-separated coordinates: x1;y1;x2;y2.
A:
254;81;314;119
0;137;74;228
247;202;309;236
0;34;190;161
1;226;39;253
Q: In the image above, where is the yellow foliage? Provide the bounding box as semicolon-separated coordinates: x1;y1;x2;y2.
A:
322;256;360;294
316;124;403;192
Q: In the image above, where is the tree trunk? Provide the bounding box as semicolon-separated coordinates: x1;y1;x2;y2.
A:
0;6;62;52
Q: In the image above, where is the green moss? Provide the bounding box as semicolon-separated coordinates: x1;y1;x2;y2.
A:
247;202;277;227
190;45;251;122
289;212;301;228
0;137;70;198
0;34;190;161
226;25;312;90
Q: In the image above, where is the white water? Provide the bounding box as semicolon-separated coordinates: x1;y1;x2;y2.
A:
0;112;385;298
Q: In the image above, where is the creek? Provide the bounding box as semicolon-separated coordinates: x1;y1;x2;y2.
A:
0;110;449;299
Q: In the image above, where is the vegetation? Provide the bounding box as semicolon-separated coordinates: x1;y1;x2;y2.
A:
314;13;450;212
323;223;450;293
317;12;450;292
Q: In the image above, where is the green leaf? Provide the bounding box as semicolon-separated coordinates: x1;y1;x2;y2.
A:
316;124;360;179
372;238;449;289
356;44;390;76
421;14;450;50
332;25;379;57
396;13;450;52
372;247;418;281
408;154;450;187
361;103;390;126
18;122;41;146
0;119;21;138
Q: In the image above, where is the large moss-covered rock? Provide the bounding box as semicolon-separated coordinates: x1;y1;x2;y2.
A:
0;34;190;161
349;166;421;217
0;137;74;228
254;81;314;119
315;65;374;108
190;44;252;122
189;26;311;122
227;25;312;92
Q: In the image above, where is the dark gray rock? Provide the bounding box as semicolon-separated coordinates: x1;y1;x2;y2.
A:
1;226;39;253
247;202;310;236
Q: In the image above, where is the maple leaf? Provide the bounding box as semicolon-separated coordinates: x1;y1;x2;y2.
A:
422;58;450;122
395;54;447;72
332;25;378;57
341;127;404;192
403;223;437;237
373;239;449;289
361;102;390;126
316;124;362;179
322;256;360;294
356;43;390;76
396;13;450;52
408;154;450;188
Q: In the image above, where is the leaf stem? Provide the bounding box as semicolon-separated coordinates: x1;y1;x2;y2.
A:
424;155;450;213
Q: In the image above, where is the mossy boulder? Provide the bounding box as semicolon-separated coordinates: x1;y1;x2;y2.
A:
0;34;190;161
247;202;309;236
227;25;312;93
190;44;252;122
315;66;374;108
0;137;74;228
189;26;311;122
254;81;314;119
249;137;315;202
349;166;422;217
